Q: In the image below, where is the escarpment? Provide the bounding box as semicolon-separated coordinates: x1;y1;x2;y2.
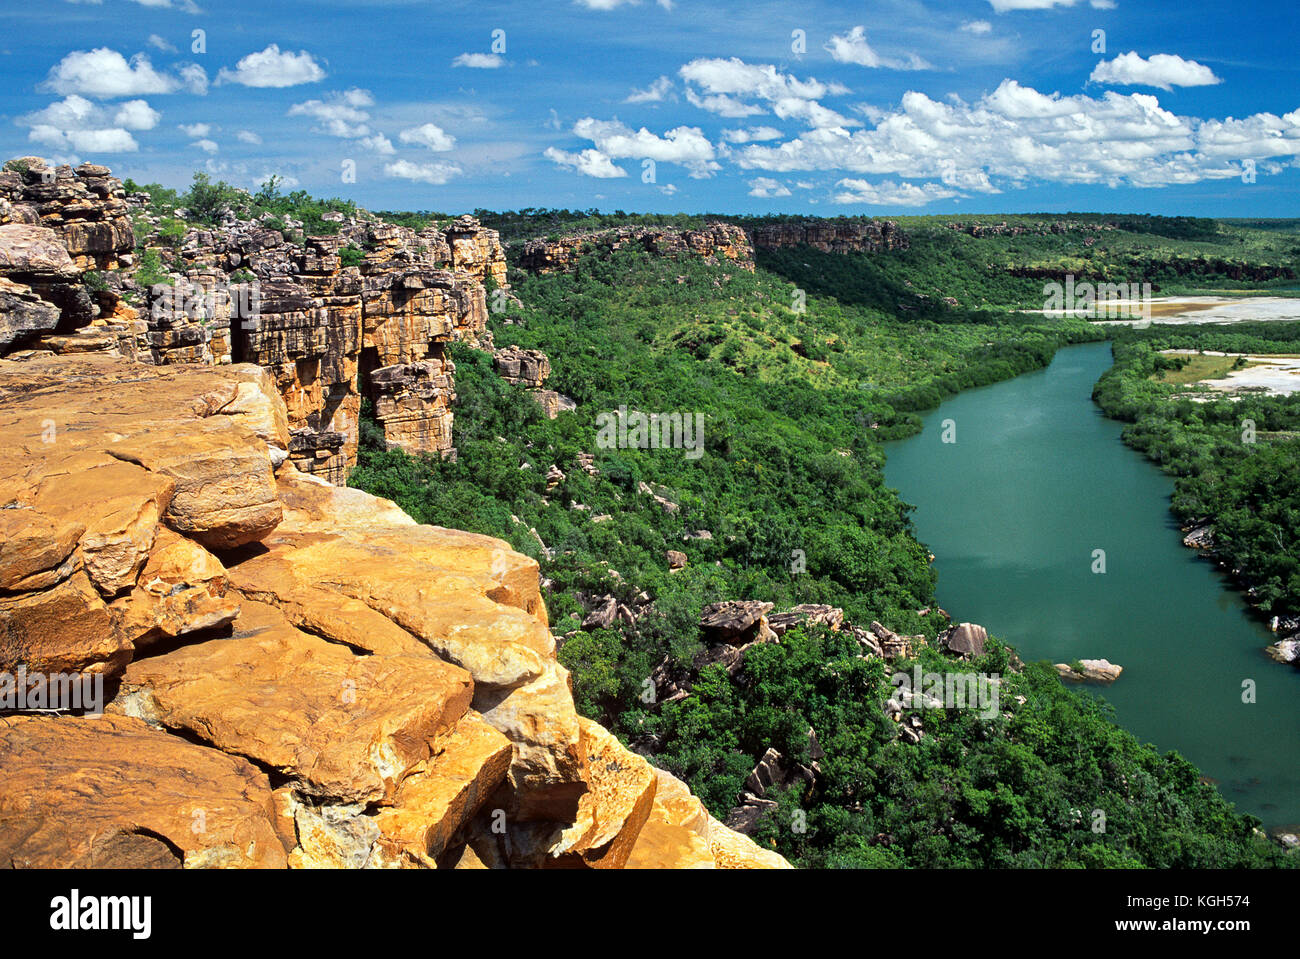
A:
748;219;908;254
0;157;513;485
519;223;755;274
0;352;788;869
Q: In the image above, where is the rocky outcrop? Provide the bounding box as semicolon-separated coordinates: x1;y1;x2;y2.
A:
0;352;784;869
519;223;754;274
0;157;508;485
1;158;134;271
749;219;908;254
1056;659;1123;683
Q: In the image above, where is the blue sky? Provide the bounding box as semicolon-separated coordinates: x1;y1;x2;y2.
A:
1;0;1297;216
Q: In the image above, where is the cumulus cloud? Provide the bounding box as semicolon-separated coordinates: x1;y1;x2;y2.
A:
544;146;628;178
833;178;958;205
398;122;456;151
721;126;784;143
734;79;1299;191
986;0;1112;11
384;159;462;184
452;53;504;68
825;26;932;71
961;20;993;34
1090;52;1222;91
178;63;208;95
571;117;720;177
217;44;326;88
41;48;178;98
192;138;218;154
359;133;395;154
18;95;158;154
747;177;792;198
236;129;262;145
178;122;211;138
147;34;177;53
680;57;857;129
626;76;675;103
289;88;373;138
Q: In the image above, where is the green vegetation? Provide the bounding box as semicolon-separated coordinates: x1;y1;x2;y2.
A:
349;227;1293;868
1095;324;1300;615
125;172;357;235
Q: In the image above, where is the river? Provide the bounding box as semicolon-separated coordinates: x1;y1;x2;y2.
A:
883;341;1300;829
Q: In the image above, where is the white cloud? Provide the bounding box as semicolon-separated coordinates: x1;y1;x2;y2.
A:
626;76;674;103
747;176;791;198
680;57;856;129
961;20;993;34
147;34;177;53
289;89;373;138
28;125;139;154
384;159;462;184
1090;52;1222;91
359;133;395;154
398;122;456;151
733;79;1299;191
178;122;211;138
571;117;720;176
192;138;218;154
217;44;326;88
236;129;262;145
41;48;178;98
128;0;202;10
833;178;958;206
544;146;628;178
988;0;1116;9
452;53;504;68
825;26;932;71
18;95;157;152
722;126;784;143
178;63;208;95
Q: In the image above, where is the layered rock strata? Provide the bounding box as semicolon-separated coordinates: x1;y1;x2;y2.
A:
519;223;754;274
0;352;786;869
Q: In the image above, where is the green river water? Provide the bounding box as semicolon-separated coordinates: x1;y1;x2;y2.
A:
884;341;1299;829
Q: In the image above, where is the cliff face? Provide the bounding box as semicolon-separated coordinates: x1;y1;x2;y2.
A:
749;219;908;255
0;158;508;485
519;223;754;274
0;352;788;869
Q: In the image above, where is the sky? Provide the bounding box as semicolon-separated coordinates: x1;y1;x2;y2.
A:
1;0;1298;217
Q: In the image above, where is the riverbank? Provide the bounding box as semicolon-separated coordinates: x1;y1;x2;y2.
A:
885;341;1300;828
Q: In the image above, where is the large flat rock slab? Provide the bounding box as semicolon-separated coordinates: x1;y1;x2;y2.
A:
112;601;475;804
0;714;288;868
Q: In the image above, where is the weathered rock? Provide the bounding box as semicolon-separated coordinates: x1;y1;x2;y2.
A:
0;715;288;868
749;219;907;254
520;223;754;274
112;600;476;804
768;603;844;636
370;712;513;868
700;600;776;643
1056;659;1123;683
941;622;988;657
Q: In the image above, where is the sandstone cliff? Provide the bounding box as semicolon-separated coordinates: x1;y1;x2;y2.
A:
0;157;514;485
519;223;754;274
0;352;788;869
748;219;908;255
